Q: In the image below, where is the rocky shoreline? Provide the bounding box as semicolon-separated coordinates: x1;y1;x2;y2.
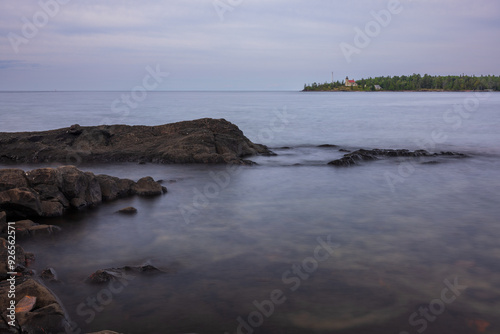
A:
0;165;168;333
0;166;167;219
0;119;471;333
0;118;273;333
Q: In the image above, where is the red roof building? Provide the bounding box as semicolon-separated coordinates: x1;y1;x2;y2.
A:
345;76;358;87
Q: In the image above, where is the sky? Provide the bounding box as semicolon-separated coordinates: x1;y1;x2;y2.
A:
1;0;499;91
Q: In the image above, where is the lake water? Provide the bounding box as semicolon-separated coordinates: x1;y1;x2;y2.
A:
1;91;500;334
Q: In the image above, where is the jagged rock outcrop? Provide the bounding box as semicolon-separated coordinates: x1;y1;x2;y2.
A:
0;118;273;165
0;167;166;219
328;149;467;167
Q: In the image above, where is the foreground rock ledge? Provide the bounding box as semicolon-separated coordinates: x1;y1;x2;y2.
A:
0;166;166;219
0;118;272;164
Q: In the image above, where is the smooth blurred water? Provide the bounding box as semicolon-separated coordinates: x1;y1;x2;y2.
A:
1;92;500;334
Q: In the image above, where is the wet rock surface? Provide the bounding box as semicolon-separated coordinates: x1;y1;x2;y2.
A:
116;206;138;214
85;264;165;284
0;118;272;165
328;148;468;167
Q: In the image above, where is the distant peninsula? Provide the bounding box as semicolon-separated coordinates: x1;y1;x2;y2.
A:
303;74;500;92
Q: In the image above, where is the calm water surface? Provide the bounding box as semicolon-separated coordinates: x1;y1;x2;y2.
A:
1;92;499;333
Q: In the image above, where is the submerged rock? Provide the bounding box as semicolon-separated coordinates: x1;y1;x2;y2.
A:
116;206;138;214
85;264;165;284
328;148;468;167
40;268;59;282
0;118;272;165
14;219;61;238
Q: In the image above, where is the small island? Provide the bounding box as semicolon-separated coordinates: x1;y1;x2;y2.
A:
303;74;500;92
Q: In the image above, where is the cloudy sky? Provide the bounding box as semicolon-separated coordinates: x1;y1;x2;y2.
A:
1;0;499;91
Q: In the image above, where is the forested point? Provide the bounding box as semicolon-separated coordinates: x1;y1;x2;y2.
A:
303;74;500;91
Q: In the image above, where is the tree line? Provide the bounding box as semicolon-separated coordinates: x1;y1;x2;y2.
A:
303;74;500;91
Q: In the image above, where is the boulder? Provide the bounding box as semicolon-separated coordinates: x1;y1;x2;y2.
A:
0;278;69;334
117;206;137;214
33;184;69;207
0;187;42;218
40;268;59;282
57;166;102;209
0;169;28;191
41;200;65;217
132;177;164;196
25;167;63;188
96;174;135;201
0;237;27;275
68;123;83;135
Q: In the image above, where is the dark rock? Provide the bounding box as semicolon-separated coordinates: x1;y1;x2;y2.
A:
96;174;135;201
14;219;61;237
85;269;124;284
328;148;468;167
68;124;83;135
27;224;61;236
0;237;27;276
122;264;164;274
57;166;102;208
0;211;5;236
0;169;28;191
25;167;63;187
0;166;165;218
70;197;87;209
86;264;164;284
0;278;70;334
33;184;69;206
14;219;37;236
14;264;35;276
317;144;338;148
41;200;65;217
40;268;59;282
339;149;351;152
117;206;138;214
0;118;272;164
25;252;35;266
0;187;42;218
132;177;164;196
14;219;37;229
